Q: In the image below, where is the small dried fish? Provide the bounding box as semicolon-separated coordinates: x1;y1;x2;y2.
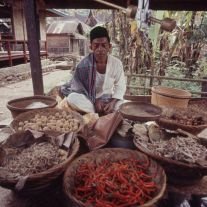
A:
135;133;207;164
1;141;67;177
150;136;206;163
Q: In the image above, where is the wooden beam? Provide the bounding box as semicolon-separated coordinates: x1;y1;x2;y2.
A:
149;0;207;11
43;0;207;11
23;0;44;95
126;73;207;83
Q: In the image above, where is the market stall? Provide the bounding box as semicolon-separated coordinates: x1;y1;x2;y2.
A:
0;87;207;206
1;1;207;206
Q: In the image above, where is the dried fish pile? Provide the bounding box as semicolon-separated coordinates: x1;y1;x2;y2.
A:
1;142;67;176
137;135;207;164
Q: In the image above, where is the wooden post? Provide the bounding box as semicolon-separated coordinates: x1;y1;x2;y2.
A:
7;41;12;66
202;77;207;97
22;40;27;63
45;40;48;58
23;0;44;95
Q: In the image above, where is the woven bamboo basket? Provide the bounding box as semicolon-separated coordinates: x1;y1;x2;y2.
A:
156;107;207;135
188;98;207;115
133;137;207;185
0;130;80;195
10;108;84;135
63;148;166;207
157;118;207;135
7;95;57;118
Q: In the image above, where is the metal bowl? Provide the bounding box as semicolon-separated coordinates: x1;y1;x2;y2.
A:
105;133;136;150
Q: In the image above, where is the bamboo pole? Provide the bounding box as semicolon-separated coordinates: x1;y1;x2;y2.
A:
126;85;207;95
93;0;127;12
126;73;207;83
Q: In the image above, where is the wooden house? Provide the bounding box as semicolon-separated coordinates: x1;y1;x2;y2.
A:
47;20;90;57
0;0;68;67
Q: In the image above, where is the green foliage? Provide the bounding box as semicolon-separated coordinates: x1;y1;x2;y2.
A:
189;15;207;43
162;60;201;95
194;58;207;78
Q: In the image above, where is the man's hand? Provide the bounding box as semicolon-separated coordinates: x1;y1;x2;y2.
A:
95;98;105;113
103;99;118;114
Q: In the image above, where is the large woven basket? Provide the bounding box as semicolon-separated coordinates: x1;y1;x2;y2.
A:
133;137;207;185
10;108;84;135
0;130;80;195
63;148;166;207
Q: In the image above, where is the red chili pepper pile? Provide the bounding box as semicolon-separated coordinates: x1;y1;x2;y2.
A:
72;158;158;207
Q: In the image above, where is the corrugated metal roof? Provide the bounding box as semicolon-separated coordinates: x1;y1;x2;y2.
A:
46;9;70;17
47;20;88;39
61;17;91;33
47;20;91;35
47;21;80;34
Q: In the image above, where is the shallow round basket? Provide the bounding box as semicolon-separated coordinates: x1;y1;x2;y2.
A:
63;148;166;207
157;118;207;135
119;102;162;122
0;131;80;195
7;95;58;118
10;108;84;135
156;107;207;135
133;137;207;185
188;98;207;115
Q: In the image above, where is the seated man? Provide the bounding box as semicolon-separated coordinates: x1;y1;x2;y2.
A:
61;26;126;114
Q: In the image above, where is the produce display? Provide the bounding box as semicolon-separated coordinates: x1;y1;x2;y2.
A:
71;158;158;206
188;99;207;115
16;111;80;133
133;123;207;164
161;107;206;126
0;141;67;176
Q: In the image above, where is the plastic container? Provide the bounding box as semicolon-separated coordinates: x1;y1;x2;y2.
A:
7;95;57;118
151;86;191;108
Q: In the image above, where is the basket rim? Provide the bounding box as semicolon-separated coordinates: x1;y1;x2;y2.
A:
7;95;57;111
189;97;207;102
151;86;191;99
63;148;167;207
157;117;207;133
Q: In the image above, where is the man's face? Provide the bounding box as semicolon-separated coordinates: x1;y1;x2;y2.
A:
90;37;111;63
